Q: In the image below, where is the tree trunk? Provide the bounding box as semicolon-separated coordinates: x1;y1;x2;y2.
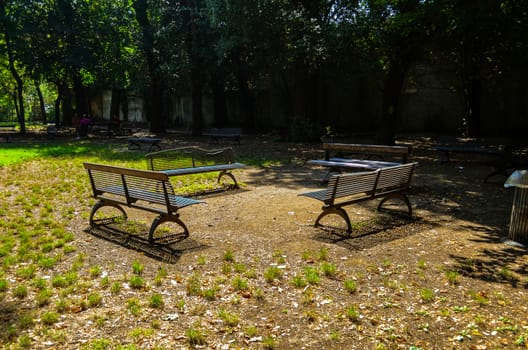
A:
190;72;204;136
2;32;26;132
463;78;482;137
110;87;121;120
376;58;409;145
35;81;47;124
211;72;228;127
133;0;165;133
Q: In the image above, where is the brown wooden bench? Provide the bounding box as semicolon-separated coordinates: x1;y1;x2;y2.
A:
323;142;411;163
128;137;162;152
203;128;242;144
300;162;417;233
0;123;16;142
146;146;245;188
84;162;204;244
435;145;526;183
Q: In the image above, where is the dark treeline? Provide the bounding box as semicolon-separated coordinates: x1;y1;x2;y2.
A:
0;0;526;143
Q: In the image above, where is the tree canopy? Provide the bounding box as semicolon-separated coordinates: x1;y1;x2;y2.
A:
0;0;526;141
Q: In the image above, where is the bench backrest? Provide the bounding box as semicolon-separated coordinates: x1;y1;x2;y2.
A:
146;146;235;171
84;162;179;210
323;143;411;163
324;163;416;203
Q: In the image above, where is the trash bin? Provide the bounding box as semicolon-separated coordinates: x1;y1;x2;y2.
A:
504;170;528;245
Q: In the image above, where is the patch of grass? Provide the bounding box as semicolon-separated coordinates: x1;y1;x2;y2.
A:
186;274;202;296
264;266;282;283
445;270;460;285
223;250;235;262
218;308;240;327
291;274;307;288
41;311;59;325
320;262;337;277
343;278;358;293
89;265;102;278
232;276;249;291
186;327;207;346
346;305;361;322
37;289;53;306
262;335;277;349
126;298;142;316
87;292;103;307
202;286;219;301
13;284;28;299
420;288;435;302
131;260;144;275
304;267;321;285
129;275;144;289
149;293;164;308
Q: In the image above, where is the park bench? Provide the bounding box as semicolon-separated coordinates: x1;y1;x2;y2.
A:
307;142;411;179
435;144;526;183
84;162;204;244
203;128;242;144
300;162;417;233
128;137;162;152
146;146;245;188
0;123;16;142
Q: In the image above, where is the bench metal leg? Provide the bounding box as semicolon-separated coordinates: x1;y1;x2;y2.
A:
148;214;189;244
377;194;412;216
314;207;353;233
217;170;238;188
89;200;128;226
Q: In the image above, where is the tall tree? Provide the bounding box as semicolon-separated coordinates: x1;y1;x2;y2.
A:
436;0;528;137
0;0;27;132
353;0;433;145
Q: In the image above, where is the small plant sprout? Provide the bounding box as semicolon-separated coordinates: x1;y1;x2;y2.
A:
186;327;207;346
346;305;361;322
131;260;144;275
304;267;321;285
291;274;307;288
149;293;164;308
420;289;435;302
89;265;102;278
232;276;249;291
129;275;144;289
445;270;460;285
264;266;282;283
196;255;207;265
320;262;337;277
217;308;240;327
343;278;358;294
223;250;234;262
87;292;103;307
318;247;329;261
127;298;142;316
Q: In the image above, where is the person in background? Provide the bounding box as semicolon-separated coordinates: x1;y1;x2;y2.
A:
79;114;91;138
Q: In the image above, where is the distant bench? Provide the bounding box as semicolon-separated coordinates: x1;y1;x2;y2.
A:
307;143;411;179
146;146;245;188
128;137;162;152
203;128;242;144
84;162;204;244
435;145;525;183
0;124;16;142
300;163;417;233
